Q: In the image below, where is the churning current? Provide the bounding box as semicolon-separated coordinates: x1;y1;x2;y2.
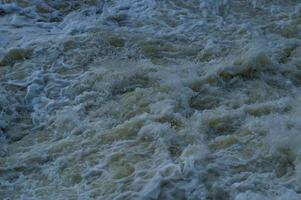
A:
1;0;301;199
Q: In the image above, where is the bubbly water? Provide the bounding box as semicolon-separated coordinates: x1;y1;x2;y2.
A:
1;0;301;199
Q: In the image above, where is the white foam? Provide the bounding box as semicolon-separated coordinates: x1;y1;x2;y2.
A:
1;0;301;199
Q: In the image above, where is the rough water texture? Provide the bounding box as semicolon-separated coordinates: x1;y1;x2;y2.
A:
1;0;301;199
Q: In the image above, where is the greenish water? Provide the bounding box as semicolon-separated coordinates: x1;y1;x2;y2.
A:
1;0;301;199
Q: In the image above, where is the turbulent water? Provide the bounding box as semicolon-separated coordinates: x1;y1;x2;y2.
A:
1;0;301;199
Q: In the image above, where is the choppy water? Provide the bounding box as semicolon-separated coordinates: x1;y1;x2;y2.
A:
1;0;301;199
